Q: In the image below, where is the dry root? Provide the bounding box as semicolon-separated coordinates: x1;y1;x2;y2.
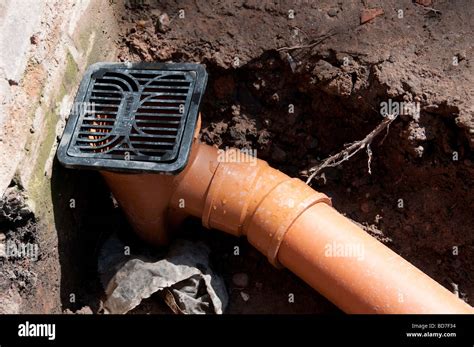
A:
304;114;398;185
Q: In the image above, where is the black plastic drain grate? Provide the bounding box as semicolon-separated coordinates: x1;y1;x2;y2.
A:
57;62;207;173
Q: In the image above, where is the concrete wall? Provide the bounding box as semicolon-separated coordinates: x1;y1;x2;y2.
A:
0;0;120;211
0;1;121;313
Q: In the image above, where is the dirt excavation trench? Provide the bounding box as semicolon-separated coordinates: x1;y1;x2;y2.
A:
2;0;473;314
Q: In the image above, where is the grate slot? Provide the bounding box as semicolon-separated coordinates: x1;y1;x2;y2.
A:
90;96;122;102
131;73;186;80
91;91;122;97
85;111;117;116
93;83;123;90
90;103;120;108
135;119;181;125
81;126;114;131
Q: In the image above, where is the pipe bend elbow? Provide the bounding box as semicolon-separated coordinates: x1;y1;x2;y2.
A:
193;146;331;266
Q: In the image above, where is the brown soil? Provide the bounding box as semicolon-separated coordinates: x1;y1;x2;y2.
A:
114;0;474;313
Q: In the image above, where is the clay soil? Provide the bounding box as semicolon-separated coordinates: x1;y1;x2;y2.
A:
108;0;474;313
114;0;474;313
3;0;473;314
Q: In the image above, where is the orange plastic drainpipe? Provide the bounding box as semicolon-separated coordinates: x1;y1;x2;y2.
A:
100;123;473;314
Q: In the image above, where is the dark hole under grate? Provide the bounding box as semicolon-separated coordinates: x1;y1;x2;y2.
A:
57;62;208;174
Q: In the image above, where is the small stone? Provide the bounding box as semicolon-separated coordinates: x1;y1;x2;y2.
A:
360;202;370;213
30;34;39;45
231;104;240;117
327;8;338;17
414;145;424;158
150;9;161;17
240;291;250;302
76;306;93;314
232;273;249;288
360;8;384;24
157;13;171;33
136;19;148;28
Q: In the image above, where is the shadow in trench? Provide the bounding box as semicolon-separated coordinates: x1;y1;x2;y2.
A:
50;157;124;312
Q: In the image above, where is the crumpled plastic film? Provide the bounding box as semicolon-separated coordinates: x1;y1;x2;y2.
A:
98;236;228;314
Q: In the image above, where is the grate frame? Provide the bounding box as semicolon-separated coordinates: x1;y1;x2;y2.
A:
57;62;208;174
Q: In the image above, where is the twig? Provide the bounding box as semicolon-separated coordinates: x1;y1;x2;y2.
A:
276;31;338;52
304;114;398;185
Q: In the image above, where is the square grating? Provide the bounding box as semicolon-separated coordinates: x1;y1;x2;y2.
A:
57;62;208;174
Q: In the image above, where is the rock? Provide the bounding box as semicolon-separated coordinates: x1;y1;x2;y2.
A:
64;306;93;314
0;186;32;223
150;9;161;17
232;273;249;288
311;60;339;83
30;34;39;45
157;13;171;33
360;8;384;24
327;8;338;17
136;19;149;28
231;104;240;117
77;306;93;314
413;145;424;158
240;291;250;302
